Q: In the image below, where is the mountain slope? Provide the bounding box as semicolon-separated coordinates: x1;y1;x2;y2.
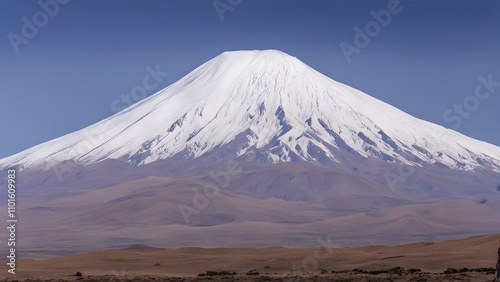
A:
1;50;499;173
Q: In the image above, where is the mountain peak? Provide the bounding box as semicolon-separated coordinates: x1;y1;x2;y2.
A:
219;49;296;60
216;49;303;67
201;49;308;81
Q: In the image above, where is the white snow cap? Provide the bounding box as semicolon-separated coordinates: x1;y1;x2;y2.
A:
1;50;499;171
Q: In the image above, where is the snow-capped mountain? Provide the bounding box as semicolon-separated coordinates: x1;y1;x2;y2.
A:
1;50;499;172
3;50;500;255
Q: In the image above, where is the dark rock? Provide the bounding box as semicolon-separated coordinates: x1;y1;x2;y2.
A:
205;271;218;276
247;269;259;275
407;268;421;274
202;270;237;276
388;266;404;275
352;268;367;274
444;268;459;274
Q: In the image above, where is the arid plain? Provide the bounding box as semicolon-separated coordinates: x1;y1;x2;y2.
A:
2;233;499;281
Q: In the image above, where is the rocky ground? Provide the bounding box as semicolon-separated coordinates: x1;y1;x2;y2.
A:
2;267;497;282
2;234;499;282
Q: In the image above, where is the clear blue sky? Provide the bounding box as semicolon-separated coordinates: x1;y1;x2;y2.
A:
1;0;499;158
